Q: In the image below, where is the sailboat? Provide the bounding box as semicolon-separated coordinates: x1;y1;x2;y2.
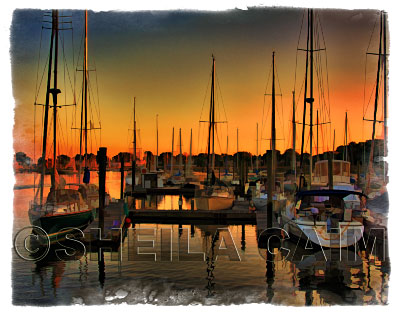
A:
362;11;389;234
125;97;141;190
364;10;388;198
195;55;234;210
29;10;95;242
281;9;367;248
166;127;186;186
253;52;285;210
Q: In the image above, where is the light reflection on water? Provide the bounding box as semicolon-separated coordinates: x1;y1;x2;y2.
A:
12;172;389;305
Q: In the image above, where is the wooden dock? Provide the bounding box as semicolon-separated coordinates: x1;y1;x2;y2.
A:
128;200;256;224
125;186;195;197
82;201;127;246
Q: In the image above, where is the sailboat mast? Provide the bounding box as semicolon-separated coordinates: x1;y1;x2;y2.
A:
300;10;310;171
333;129;336;160
52;10;60;190
189;128;192;174
84;10;88;168
133;97;136;189
256;122;259;172
226;134;229;173
366;12;383;194
156;114;159;170
39;10;56;204
383;11;387;182
271;52;276;178
206;55;215;183
344;111;348;161
316;110;319;160
237;128;239;175
179;128;183;173
211;56;216;171
292;91;296;177
309;9;314;188
171;127;174;174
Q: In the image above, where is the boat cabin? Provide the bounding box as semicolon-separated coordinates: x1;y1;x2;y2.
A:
312;160;350;185
294;190;367;224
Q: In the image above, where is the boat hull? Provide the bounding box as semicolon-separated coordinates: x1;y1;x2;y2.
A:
253;198;267;211
195;196;234;210
282;214;364;248
29;209;94;241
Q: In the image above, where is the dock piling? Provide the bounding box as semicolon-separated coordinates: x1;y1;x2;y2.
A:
179;194;183;210
97;147;107;233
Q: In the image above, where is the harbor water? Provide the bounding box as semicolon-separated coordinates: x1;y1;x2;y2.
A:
12;172;390;305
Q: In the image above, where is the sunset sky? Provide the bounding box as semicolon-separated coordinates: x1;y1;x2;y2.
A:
11;7;385;160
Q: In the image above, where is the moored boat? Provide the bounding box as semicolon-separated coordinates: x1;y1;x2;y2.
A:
281;189;368;248
194;55;234;210
28;10;99;243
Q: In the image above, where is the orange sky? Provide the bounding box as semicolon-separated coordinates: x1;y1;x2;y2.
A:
11;8;386;160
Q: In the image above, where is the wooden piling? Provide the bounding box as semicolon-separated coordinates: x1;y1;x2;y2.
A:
97;147;107;233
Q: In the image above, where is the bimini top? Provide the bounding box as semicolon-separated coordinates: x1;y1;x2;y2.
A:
296;189;367;199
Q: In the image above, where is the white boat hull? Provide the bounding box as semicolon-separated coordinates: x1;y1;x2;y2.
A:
282;214;364;248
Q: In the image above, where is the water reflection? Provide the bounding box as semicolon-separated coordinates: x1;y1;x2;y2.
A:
12;172;390;305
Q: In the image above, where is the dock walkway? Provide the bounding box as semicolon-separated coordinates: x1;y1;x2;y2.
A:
129;200;256;224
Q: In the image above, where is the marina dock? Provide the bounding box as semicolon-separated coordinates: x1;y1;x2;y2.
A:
125;186;195;197
82;201;127;246
128;200;256;224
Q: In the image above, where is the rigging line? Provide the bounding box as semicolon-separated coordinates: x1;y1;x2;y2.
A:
61;29;69;151
71;11;76;106
305;131;310;155
366;13;379;54
317;13;333;149
363;54;369;117
261;61;272;140
34;19;45;102
263;95;272;143
93;60;102;144
295;76;305;117
59;32;75;103
215;124;223;158
87;82;97;151
199;70;212;125
56;112;66;157
89;51;101;124
275;63;286;148
40;104;44;162
364;80;378;118
197;121;201;156
215;73;228;122
75;26;84;75
363;13;379;118
294;10;306;91
35;50;50;103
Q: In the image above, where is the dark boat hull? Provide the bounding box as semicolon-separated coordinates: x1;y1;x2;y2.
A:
30;209;94;241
